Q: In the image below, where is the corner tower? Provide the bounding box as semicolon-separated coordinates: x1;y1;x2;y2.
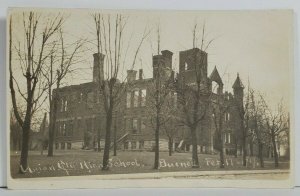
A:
178;48;208;84
232;73;244;106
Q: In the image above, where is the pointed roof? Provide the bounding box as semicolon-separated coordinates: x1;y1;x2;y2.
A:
209;66;223;85
232;73;244;89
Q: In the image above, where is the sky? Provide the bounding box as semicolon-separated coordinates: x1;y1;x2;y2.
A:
10;9;293;112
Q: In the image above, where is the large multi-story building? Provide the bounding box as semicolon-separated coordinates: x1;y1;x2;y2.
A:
52;47;245;155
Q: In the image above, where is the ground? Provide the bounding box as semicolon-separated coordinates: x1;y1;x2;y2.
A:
10;150;290;179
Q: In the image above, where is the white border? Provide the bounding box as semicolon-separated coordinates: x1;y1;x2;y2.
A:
0;0;299;194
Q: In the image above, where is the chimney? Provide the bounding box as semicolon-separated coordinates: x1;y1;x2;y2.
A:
127;70;137;82
93;53;105;82
161;50;173;69
139;69;143;80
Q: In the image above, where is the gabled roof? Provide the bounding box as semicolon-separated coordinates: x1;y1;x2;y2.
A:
209;66;223;85
232;73;244;89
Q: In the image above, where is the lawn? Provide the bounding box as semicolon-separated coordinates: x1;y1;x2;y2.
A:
10;150;290;178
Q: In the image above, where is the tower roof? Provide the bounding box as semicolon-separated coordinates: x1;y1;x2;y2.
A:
209;66;223;85
232;73;244;89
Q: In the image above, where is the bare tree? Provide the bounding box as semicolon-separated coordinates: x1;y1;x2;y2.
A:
9;12;63;173
175;22;213;168
248;89;269;168
146;68;175;169
44;29;84;157
162;95;179;156
260;97;289;168
92;13;149;170
211;95;229;168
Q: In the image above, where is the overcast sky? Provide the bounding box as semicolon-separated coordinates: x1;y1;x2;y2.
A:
10;9;293;111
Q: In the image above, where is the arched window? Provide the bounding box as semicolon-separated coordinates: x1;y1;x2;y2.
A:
185;62;188;70
212;81;219;94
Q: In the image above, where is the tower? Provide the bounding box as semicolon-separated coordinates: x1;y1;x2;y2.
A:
152;50;173;80
178;48;208;85
232;73;244;107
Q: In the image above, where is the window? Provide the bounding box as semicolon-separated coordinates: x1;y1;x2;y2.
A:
124;141;128;149
131;141;137;149
141;89;146;106
67;143;72;149
62;123;66;136
126;92;131;108
185;62;188;70
225;112;230;122
133;119;138;134
141;118;146;132
173;92;177;107
224;133;231;144
60;99;64;112
79;93;83;103
67;121;73;136
212;81;219;94
126;118;132;130
59;123;62;136
139;141;144;149
64;100;68;111
134;91;139;107
61;142;65;150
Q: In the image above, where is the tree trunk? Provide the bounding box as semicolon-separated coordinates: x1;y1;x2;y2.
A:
191;127;199;168
97;129;101;152
250;140;254;156
47;111;54;156
258;142;264;168
19;121;30;173
242;127;247;166
113;122;117;156
234;138;238;158
48;87;59;156
154;113;160;169
168;137;172;156
219;143;225;169
102;107;113;171
271;132;279;168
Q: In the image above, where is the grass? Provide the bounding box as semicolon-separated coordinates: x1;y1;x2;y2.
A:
10;150;290;178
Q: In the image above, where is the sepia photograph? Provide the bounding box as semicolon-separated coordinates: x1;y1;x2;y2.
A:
6;8;294;189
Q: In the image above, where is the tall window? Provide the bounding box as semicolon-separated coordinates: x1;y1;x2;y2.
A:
64;100;68;111
126;118;132;130
173;92;177;107
62;123;66;136
139;140;144;149
141;118;146;132
185;62;188;70
79;93;83;103
133;119;138;134
131;141;137;149
225;112;230;122
60;99;64;112
212;81;219;94
224;133;231;144
133;91;139;107
126;92;131;108
141;89;146;106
